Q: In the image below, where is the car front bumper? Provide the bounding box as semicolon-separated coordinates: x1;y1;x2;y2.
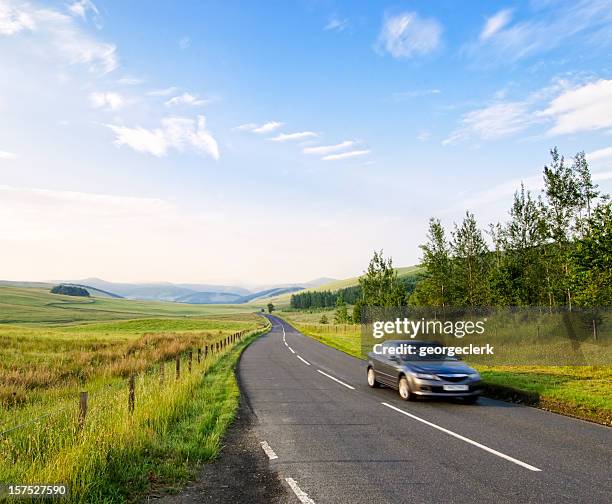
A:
411;378;484;397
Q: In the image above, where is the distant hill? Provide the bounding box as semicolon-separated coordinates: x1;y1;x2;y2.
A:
251;266;423;307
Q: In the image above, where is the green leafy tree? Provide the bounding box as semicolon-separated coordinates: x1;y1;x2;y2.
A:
267;303;275;314
319;314;329;324
415;218;454;306
451;212;490;306
334;294;349;323
358;250;406;308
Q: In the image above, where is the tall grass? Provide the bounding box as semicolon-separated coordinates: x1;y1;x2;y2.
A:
0;326;268;502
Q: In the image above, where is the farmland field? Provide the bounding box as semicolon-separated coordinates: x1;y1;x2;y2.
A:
276;309;612;426
0;286;269;502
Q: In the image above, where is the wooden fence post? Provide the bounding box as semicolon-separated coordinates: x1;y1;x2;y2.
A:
188;350;193;372
593;320;597;341
205;345;208;359
79;391;88;430
176;355;181;380
128;375;135;414
197;348;201;364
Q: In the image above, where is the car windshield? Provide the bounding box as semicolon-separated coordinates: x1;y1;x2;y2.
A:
399;343;459;362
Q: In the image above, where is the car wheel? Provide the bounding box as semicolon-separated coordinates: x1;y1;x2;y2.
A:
367;367;380;388
398;376;414;401
463;395;479;405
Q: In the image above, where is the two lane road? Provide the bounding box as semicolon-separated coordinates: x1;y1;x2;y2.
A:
238;315;611;503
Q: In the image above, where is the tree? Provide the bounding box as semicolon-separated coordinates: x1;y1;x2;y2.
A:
334;294;349;323
416;218;453;306
451;212;489;306
358;250;406;308
319;314;329;324
267;303;275;313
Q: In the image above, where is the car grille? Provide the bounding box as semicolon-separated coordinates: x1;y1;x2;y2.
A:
436;374;468;383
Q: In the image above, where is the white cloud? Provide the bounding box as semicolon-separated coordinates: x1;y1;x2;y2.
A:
67;0;99;21
0;149;18;160
443;101;536;145
540;79;612;135
391;89;440;101
147;86;180;97
302;141;355;155
0;0;117;73
587;146;612;162
106;115;219;159
234;121;284;133
325;17;348;32
417;130;431;142
116;76;143;86
178;35;190;49
377;11;442;59
480;9;512;41
466;0;612;63
89;91;123;110
0;1;35;34
322;149;370;161
269;131;318;142
164;92;209;107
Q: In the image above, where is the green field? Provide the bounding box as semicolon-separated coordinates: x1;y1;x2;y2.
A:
277;309;612;426
0;286;269;502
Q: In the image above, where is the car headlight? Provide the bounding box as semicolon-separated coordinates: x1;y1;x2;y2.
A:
415;373;439;380
468;373;481;380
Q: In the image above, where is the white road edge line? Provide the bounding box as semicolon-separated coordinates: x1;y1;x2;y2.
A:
288;346;296;354
285;477;315;504
316;369;355;390
260;441;278;460
381;402;542;472
297;355;311;366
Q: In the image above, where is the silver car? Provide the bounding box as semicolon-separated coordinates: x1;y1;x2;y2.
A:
367;340;483;403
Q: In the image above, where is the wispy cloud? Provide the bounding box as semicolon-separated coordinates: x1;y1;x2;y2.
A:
443;101;537;145
269;131;318;142
465;0;612;63
116;76;143;86
376;11;442;59
146;86;180;97
67;0;99;23
324;17;348;32
234;121;284;133
480;9;512;41
539;79;612;135
391;89;441;101
164;92;209;107
89;91;123;110
587;146;612;162
178;35;190;49
0;0;117;73
0;149;18;160
417;130;431;142
106;115;219;159
322;149;370;161
303;141;355;155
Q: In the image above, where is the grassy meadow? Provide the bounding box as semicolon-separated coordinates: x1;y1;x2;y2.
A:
276;309;612;426
0;286;269;502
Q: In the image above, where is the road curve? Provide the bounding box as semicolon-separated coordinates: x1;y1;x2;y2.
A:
238;314;612;504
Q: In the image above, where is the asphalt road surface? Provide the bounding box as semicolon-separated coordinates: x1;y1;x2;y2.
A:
238;314;612;504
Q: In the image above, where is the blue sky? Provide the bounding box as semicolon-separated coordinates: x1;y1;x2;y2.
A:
1;0;612;285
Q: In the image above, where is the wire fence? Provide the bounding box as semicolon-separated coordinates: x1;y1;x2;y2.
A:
0;329;249;449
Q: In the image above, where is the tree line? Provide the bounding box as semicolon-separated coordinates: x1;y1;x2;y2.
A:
411;148;610;308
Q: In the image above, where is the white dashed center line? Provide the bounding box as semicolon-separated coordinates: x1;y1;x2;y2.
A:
260;441;278;460
288;346;296;354
297;355;311;366
285;477;315;504
316;369;355;390
381;402;542;472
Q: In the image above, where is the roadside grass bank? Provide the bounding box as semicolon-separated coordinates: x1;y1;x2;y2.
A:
276;310;612;426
